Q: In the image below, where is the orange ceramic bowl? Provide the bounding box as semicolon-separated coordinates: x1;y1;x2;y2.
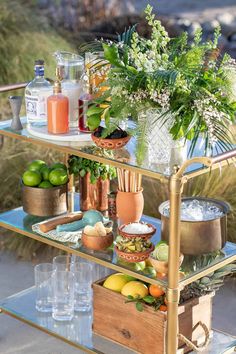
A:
91;133;131;150
114;244;154;263
148;253;184;275
118;222;156;240
82;232;113;251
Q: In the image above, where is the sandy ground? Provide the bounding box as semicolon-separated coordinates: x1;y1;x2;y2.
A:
0;250;235;354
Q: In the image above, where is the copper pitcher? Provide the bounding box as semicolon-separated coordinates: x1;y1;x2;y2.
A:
80;173;110;211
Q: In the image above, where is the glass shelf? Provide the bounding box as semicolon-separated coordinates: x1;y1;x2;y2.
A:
0;204;236;288
1;117;235;181
0;286;235;354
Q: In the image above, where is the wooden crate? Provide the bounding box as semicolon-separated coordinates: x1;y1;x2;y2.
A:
92;278;214;354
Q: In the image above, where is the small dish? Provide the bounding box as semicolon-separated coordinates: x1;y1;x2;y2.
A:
82;232;113;251
148;253;184;275
91;133;131;150
118;222;156;240
115;244;154;263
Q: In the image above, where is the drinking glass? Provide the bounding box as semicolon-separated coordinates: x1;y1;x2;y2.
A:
74;262;92;312
52;270;75;321
52;254;75;271
34;263;54;313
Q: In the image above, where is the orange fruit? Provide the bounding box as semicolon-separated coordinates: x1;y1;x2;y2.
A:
159;305;167;312
149;284;165;298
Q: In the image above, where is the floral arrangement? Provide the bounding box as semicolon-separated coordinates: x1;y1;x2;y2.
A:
87;4;236;156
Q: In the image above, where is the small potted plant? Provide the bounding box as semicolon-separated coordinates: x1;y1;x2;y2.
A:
68;154;116;211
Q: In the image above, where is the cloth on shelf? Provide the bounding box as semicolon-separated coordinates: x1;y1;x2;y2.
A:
32;215;82;244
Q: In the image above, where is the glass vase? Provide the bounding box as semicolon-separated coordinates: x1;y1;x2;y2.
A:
137;109;187;172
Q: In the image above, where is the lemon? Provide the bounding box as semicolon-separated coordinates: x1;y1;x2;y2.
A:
28;160;46;172
22;170;42;187
121;281;149;299
103;273;131;293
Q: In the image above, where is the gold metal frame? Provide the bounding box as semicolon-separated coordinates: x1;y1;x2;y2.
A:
1;114;236;353
166;150;236;353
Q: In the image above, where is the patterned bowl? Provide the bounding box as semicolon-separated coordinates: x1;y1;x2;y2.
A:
91;133;131;150
114;244;154;263
118;222;156;240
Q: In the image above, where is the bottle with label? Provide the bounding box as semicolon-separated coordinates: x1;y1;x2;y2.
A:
47;68;69;135
25;59;52;127
78;72;93;133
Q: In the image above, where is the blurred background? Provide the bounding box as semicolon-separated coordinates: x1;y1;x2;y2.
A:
1;0;236;258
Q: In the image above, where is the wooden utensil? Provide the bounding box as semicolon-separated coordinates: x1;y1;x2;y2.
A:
39;212;83;233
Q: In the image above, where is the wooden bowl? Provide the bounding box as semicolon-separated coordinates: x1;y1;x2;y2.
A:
91;133;131;150
148;253;184;275
22;183;68;217
118;222;156;240
114;244;154;263
82;232;113;251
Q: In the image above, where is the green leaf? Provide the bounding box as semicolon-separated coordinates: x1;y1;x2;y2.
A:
87;114;101;131
135;302;143;312
86;106;104;117
127;295;134;300
143;295;156;304
79;169;86;178
104;108;110;126
103;43;125;68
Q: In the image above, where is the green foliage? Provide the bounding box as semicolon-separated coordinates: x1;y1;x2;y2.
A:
87;4;236;156
68;155;116;184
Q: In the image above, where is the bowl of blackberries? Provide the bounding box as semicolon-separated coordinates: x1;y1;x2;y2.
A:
91;126;131;150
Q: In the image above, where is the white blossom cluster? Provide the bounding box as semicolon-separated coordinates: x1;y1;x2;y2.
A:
150;89;170;110
128;89;149;106
194;98;226;144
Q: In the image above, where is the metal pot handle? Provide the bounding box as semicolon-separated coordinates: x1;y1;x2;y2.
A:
178;321;210;352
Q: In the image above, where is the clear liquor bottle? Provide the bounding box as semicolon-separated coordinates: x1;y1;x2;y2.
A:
25;59;52;127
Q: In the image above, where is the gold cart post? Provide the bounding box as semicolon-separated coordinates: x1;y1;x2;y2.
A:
166;167;183;354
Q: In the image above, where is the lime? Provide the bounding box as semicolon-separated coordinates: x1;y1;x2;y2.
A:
49;168;68;186
134;261;146;272
154;243;169;262
40;166;51;181
22;170;42;187
28;160;46;172
51;162;67;171
38;181;53;189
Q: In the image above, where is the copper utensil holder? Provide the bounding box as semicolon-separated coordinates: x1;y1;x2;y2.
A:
80;173;109;211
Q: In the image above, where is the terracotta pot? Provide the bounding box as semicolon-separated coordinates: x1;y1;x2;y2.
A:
91;133;131;150
116;189;144;224
80;173;110;211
